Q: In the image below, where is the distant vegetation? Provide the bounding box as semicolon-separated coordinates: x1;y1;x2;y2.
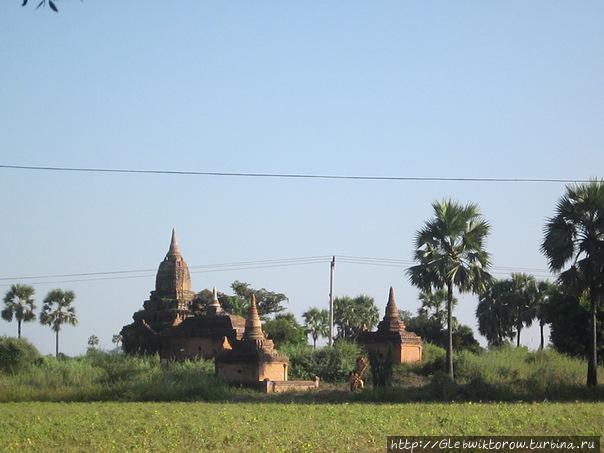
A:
0;341;602;403
2;180;603;389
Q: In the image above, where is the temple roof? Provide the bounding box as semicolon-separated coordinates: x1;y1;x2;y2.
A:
358;286;422;346
377;286;405;333
154;228;193;298
167;228;181;256
207;286;223;315
161;311;245;339
243;294;265;341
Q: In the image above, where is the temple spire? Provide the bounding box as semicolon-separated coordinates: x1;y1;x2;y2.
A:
377;286;404;332
385;286;399;321
207;286;223;315
243;294;264;341
167;228;181;256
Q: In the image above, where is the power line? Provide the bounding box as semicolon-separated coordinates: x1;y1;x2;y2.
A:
0;259;331;287
0;254;556;284
0;164;595;184
0;256;330;281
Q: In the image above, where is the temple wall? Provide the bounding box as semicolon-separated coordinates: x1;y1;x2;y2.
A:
216;362;261;383
401;344;422;363
259;361;288;382
215;361;288;383
362;343;422;364
160;336;231;361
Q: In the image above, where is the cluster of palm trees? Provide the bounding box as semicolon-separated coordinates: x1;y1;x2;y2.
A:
477;274;553;349
1;285;77;357
302;296;381;347
408;180;603;387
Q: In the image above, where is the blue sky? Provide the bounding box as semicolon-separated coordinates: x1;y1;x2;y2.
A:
1;1;603;354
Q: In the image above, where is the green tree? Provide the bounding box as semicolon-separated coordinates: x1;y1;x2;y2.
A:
263;313;307;347
111;334;122;348
192;288;230;314
541;181;604;386
194;282;287;319
230;281;287;319
39;289;78;357
334;295;379;340
418;289;458;329
476;279;515;347
535;280;555;350
546;285;604;359
302;308;329;349
508;273;538;347
87;335;99;350
2;284;36;339
408;199;492;379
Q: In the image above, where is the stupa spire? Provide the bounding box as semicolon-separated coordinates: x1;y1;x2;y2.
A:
385;286;399;320
207;286;223;315
376;286;404;332
167;228;181;256
243;294;264;341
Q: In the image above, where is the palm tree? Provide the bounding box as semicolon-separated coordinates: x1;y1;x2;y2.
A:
508;273;538;347
542;181;604;387
303;308;329;349
418;289;458;328
87;335;100;350
2;284;36;338
334;295;379;340
112;334;122;348
408;199;492;379
476;279;515;347
39;289;78;357
535;280;555;350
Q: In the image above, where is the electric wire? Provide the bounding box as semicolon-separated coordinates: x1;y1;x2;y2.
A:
0;164;595;184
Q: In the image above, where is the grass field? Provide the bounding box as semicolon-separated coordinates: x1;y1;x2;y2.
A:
0;402;602;452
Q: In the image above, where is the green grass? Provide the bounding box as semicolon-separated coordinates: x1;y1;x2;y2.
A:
1;346;603;403
0;402;601;452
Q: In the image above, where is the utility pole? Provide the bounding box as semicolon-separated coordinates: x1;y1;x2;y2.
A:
329;255;335;346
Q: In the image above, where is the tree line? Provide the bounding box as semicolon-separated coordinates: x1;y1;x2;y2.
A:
2;181;602;387
2;286;77;356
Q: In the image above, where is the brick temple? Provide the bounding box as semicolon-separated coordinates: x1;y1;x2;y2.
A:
215;294;289;383
120;229;245;360
357;286;423;363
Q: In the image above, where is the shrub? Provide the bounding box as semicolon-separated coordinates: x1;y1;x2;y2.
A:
280;343;317;380
314;341;361;382
404;342;446;375
280;341;361;382
0;337;41;374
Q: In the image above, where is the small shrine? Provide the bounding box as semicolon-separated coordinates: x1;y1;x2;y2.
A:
215;295;289;383
357;287;422;363
160;287;245;360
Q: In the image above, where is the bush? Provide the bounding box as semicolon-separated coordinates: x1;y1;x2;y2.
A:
404;342;446;375
280;341;361;383
0;337;41;374
314;341;361;382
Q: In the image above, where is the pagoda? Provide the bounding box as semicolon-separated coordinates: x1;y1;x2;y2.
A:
357;287;422;363
215;295;289;383
121;229;196;354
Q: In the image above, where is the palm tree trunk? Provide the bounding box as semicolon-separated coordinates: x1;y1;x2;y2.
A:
516;324;521;347
313;335;317;350
55;330;59;358
446;281;454;379
587;290;598;387
18;320;21;339
539;321;545;351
